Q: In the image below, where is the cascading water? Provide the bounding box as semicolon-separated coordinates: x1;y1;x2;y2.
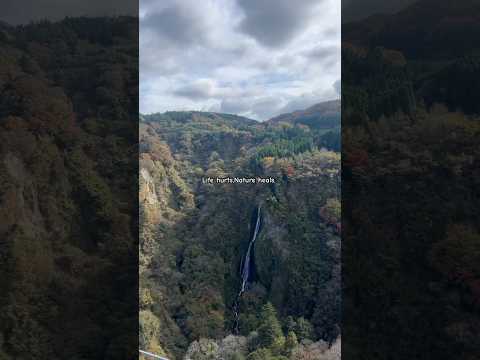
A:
233;205;261;332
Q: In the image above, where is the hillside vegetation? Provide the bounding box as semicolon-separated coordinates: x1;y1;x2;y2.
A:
140;105;341;359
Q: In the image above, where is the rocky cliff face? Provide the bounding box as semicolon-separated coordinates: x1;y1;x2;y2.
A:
140;109;341;359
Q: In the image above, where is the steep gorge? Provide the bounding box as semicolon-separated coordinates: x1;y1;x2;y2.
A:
139;107;341;359
233;205;262;333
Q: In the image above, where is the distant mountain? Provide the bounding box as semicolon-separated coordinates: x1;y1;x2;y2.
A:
141;110;259;128
268;100;340;130
343;0;480;59
141;100;342;156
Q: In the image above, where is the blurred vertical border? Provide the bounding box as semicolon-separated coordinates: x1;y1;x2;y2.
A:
342;0;480;359
0;2;139;359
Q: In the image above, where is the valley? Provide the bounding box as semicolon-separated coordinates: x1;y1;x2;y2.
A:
139;102;341;360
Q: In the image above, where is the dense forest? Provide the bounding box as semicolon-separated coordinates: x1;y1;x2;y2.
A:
342;0;480;358
139;103;341;359
0;17;138;359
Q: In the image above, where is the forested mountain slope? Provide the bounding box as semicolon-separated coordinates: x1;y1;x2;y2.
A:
139;107;341;359
269;100;340;130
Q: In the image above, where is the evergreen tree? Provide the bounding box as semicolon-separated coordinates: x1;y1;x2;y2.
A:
247;331;261;352
258;303;285;354
284;331;298;356
284;316;296;333
295;317;314;341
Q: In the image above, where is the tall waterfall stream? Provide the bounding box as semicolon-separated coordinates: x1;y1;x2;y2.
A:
233;205;261;332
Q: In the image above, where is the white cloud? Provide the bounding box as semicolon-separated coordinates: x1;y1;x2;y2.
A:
140;0;340;120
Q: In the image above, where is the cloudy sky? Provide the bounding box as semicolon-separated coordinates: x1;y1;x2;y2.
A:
140;0;340;120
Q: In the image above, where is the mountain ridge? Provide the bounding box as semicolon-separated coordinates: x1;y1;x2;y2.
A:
267;100;340;130
141;99;341;126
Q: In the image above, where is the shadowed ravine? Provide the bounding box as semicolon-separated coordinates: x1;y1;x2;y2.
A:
233;205;262;333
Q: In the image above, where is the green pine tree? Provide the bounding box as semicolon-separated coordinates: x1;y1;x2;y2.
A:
258;302;285;354
284;316;296;333
284;331;299;356
295;317;314;341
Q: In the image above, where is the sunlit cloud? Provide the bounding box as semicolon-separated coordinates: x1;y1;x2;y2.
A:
140;0;340;120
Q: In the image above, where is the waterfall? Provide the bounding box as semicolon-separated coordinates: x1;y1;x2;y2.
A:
233;205;261;332
240;206;261;294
